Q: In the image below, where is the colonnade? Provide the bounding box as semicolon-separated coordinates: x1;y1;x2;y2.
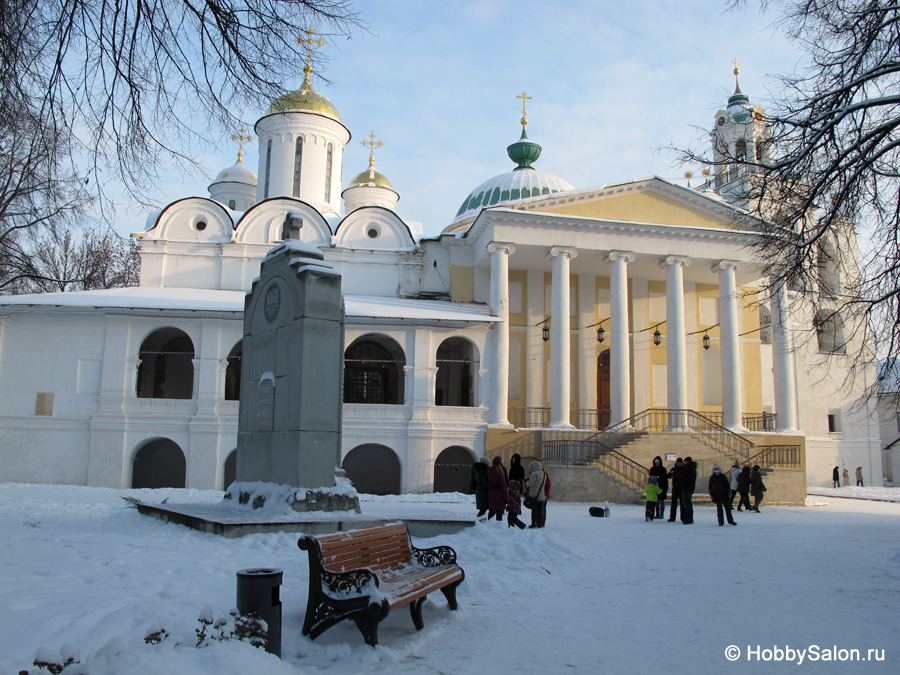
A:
486;241;798;432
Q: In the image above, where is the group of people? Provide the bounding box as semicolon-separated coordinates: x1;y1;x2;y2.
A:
471;454;551;528
645;456;767;526
832;466;865;488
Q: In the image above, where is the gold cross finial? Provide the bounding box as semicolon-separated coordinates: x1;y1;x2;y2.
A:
361;130;383;167
517;91;532;130
732;58;740;76
296;26;326;79
230;125;253;163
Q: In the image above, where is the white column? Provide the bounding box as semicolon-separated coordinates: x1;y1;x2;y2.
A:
488;242;516;427
549;246;577;429
660;256;691;429
715;260;746;431
577;272;597;428
772;278;799;432
607;251;635;427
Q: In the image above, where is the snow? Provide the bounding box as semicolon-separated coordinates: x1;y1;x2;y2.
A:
0;288;498;323
1;482;898;674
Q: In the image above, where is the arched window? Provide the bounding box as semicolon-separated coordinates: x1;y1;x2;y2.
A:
342;444;401;495
815;310;846;354
264;139;272;199
224;341;242;401
434;446;476;493
292;137;303;197
136;327;194;399
343;335;405;404
435;337;477;406
132;438;186;488
735;139;747;161
817;239;841;297
324;143;333;202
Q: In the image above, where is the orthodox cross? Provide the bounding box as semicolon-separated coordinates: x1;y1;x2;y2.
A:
230;125;253;163
281;211;302;241
731;58;740;74
296;26;326;71
361;130;383;167
517;91;532;130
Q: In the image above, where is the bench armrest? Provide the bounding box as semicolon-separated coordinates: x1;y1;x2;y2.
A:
321;567;380;598
412;544;458;567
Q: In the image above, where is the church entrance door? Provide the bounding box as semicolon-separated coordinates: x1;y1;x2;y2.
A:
597;350;611;429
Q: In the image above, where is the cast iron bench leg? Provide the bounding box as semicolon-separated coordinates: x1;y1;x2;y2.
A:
410;597;426;630
440;581;461;610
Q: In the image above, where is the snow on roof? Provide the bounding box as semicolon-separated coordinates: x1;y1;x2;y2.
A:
0;287;498;323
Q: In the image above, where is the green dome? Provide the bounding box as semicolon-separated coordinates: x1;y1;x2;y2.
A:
266;69;342;120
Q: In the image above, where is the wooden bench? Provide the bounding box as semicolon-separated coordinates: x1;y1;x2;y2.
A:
297;522;465;646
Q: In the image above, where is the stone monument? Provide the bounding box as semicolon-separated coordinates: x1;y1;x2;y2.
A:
235;213;358;512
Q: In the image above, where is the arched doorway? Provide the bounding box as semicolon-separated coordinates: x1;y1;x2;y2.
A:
343;335;406;404
223;449;237;490
597;349;611;428
136;327;195;399
433;446;476;493
132;439;186;489
224;341;242;401
435;338;477;406
342;444;402;495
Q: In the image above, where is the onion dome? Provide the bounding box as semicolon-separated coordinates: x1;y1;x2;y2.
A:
208;133;258;211
727;64;752;123
349;157;394;190
266;64;342;121
210;156;257;187
449;111;573;225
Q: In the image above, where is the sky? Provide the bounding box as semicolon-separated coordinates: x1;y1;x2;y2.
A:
117;1;805;240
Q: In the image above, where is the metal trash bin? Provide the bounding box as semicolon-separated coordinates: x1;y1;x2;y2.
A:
236;567;282;657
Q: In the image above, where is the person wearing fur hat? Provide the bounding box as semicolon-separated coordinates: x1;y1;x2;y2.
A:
750;465;767;512
649;456;669;520
525;460;549;528
486;456;509;522
708;465;737;526
679;456;697;525
645;475;663;521
471;457;492;518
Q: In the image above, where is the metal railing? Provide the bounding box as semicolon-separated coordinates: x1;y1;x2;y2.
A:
509;407;610;430
542;440;647;490
606;408;754;461
748;445;801;469
702;412;778;432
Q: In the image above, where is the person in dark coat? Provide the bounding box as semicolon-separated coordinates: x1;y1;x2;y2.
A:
736;465;752;512
509;453;525;485
708;464;737;526
832;466;840;488
486;456;509;521
679;456;697;524
649;456;669;520
472;457;491;517
506;479;527;529
856;466;864;487
750;464;767;512
667;457;684;522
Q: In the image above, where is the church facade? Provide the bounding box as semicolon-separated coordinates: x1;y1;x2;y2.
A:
0;62;883;495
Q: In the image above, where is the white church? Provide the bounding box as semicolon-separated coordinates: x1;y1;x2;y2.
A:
0;53;884;500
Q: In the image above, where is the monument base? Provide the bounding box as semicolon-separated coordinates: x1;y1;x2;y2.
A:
290;490;361;514
224;480;360;514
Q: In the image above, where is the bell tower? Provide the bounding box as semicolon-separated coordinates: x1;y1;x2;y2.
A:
709;61;772;198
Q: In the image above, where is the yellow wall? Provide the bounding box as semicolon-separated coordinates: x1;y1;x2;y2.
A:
509;269;527;327
449;265;474;302
537;191;732;229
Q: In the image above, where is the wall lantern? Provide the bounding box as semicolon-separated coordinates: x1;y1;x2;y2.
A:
653;329;662;346
702;332;711;350
597;326;606;343
542;325;550;342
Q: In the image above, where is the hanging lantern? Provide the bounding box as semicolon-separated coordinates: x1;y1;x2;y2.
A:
653;328;662;346
597;325;606;343
703;333;711;350
542;325;550;342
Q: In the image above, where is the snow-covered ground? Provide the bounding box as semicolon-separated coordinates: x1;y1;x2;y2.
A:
1;483;898;674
